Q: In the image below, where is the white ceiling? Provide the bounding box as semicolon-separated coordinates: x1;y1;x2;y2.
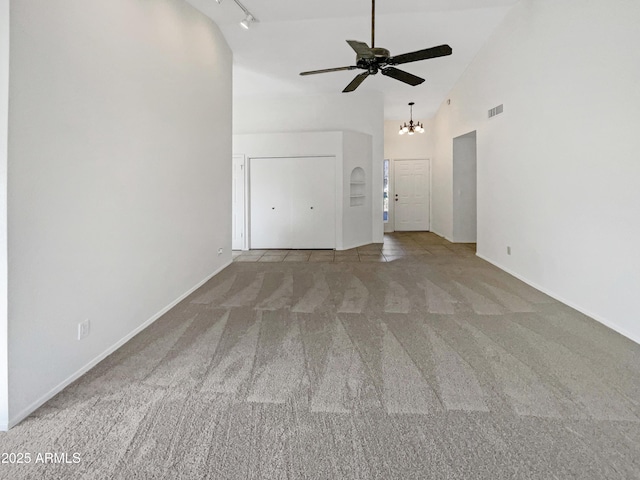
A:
185;0;520;121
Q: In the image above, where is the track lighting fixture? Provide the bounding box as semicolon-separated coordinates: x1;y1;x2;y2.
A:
399;102;424;135
240;14;254;30
213;0;258;30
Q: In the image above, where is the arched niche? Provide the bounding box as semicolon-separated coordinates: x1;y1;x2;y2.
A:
350;167;366;207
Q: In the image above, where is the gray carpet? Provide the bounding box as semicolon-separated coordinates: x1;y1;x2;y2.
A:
2;246;640;479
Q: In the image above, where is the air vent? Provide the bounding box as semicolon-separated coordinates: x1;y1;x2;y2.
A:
488;104;504;118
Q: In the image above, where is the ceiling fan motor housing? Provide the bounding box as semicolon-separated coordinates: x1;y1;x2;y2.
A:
356;48;390;74
372;47;390;59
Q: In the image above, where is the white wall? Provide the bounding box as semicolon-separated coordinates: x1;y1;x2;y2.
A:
6;0;232;427
384;119;433;161
431;0;640;343
432;102;454;240
452;131;477;243
343;131;373;249
0;0;9;431
234;93;384;243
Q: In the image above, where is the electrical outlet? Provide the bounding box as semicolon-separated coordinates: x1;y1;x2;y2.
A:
507;246;511;255
217;248;223;255
78;319;90;340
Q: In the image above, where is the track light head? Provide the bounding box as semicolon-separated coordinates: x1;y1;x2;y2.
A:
240;14;254;29
216;0;258;30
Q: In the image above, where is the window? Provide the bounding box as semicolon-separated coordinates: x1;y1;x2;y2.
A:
383;159;389;222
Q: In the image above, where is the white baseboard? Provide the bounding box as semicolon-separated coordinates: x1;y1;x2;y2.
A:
339;241;378;251
476;253;640;346
5;260;232;431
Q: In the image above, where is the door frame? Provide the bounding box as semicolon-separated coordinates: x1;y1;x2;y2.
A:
452;131;477;243
232;154;248;250
391;158;431;232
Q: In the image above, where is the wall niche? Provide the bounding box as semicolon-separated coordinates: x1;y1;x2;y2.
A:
350;167;366;207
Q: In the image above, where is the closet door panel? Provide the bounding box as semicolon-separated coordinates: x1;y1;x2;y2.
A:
291;157;336;249
250;158;292;249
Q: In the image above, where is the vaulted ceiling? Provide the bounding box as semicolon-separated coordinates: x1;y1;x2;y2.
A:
185;0;520;120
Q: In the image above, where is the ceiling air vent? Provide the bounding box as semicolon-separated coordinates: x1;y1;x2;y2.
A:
488;104;504;118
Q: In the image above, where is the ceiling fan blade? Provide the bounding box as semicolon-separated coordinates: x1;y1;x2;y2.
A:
346;40;375;59
381;67;425;86
343;72;370;93
389;44;453;65
300;66;358;76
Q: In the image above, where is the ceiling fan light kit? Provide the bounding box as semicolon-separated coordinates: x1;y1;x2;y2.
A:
300;0;452;93
399;102;424;135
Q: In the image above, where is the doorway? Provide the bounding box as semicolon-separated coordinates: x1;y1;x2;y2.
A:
393;159;430;231
232;154;245;250
452;131;477;243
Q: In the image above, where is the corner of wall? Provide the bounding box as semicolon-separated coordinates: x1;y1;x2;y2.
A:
0;0;10;431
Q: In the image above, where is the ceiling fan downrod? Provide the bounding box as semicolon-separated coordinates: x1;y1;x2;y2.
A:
371;0;375;48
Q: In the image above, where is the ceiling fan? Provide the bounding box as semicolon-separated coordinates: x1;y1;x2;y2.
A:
300;0;452;93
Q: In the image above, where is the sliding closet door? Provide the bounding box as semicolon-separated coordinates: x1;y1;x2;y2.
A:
291;157;335;248
250;157;292;249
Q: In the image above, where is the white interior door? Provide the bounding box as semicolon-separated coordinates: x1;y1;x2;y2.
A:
250;157;293;249
291;157;335;248
232;154;245;250
394;159;430;231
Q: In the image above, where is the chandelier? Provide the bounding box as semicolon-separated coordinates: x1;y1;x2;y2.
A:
398;102;424;135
